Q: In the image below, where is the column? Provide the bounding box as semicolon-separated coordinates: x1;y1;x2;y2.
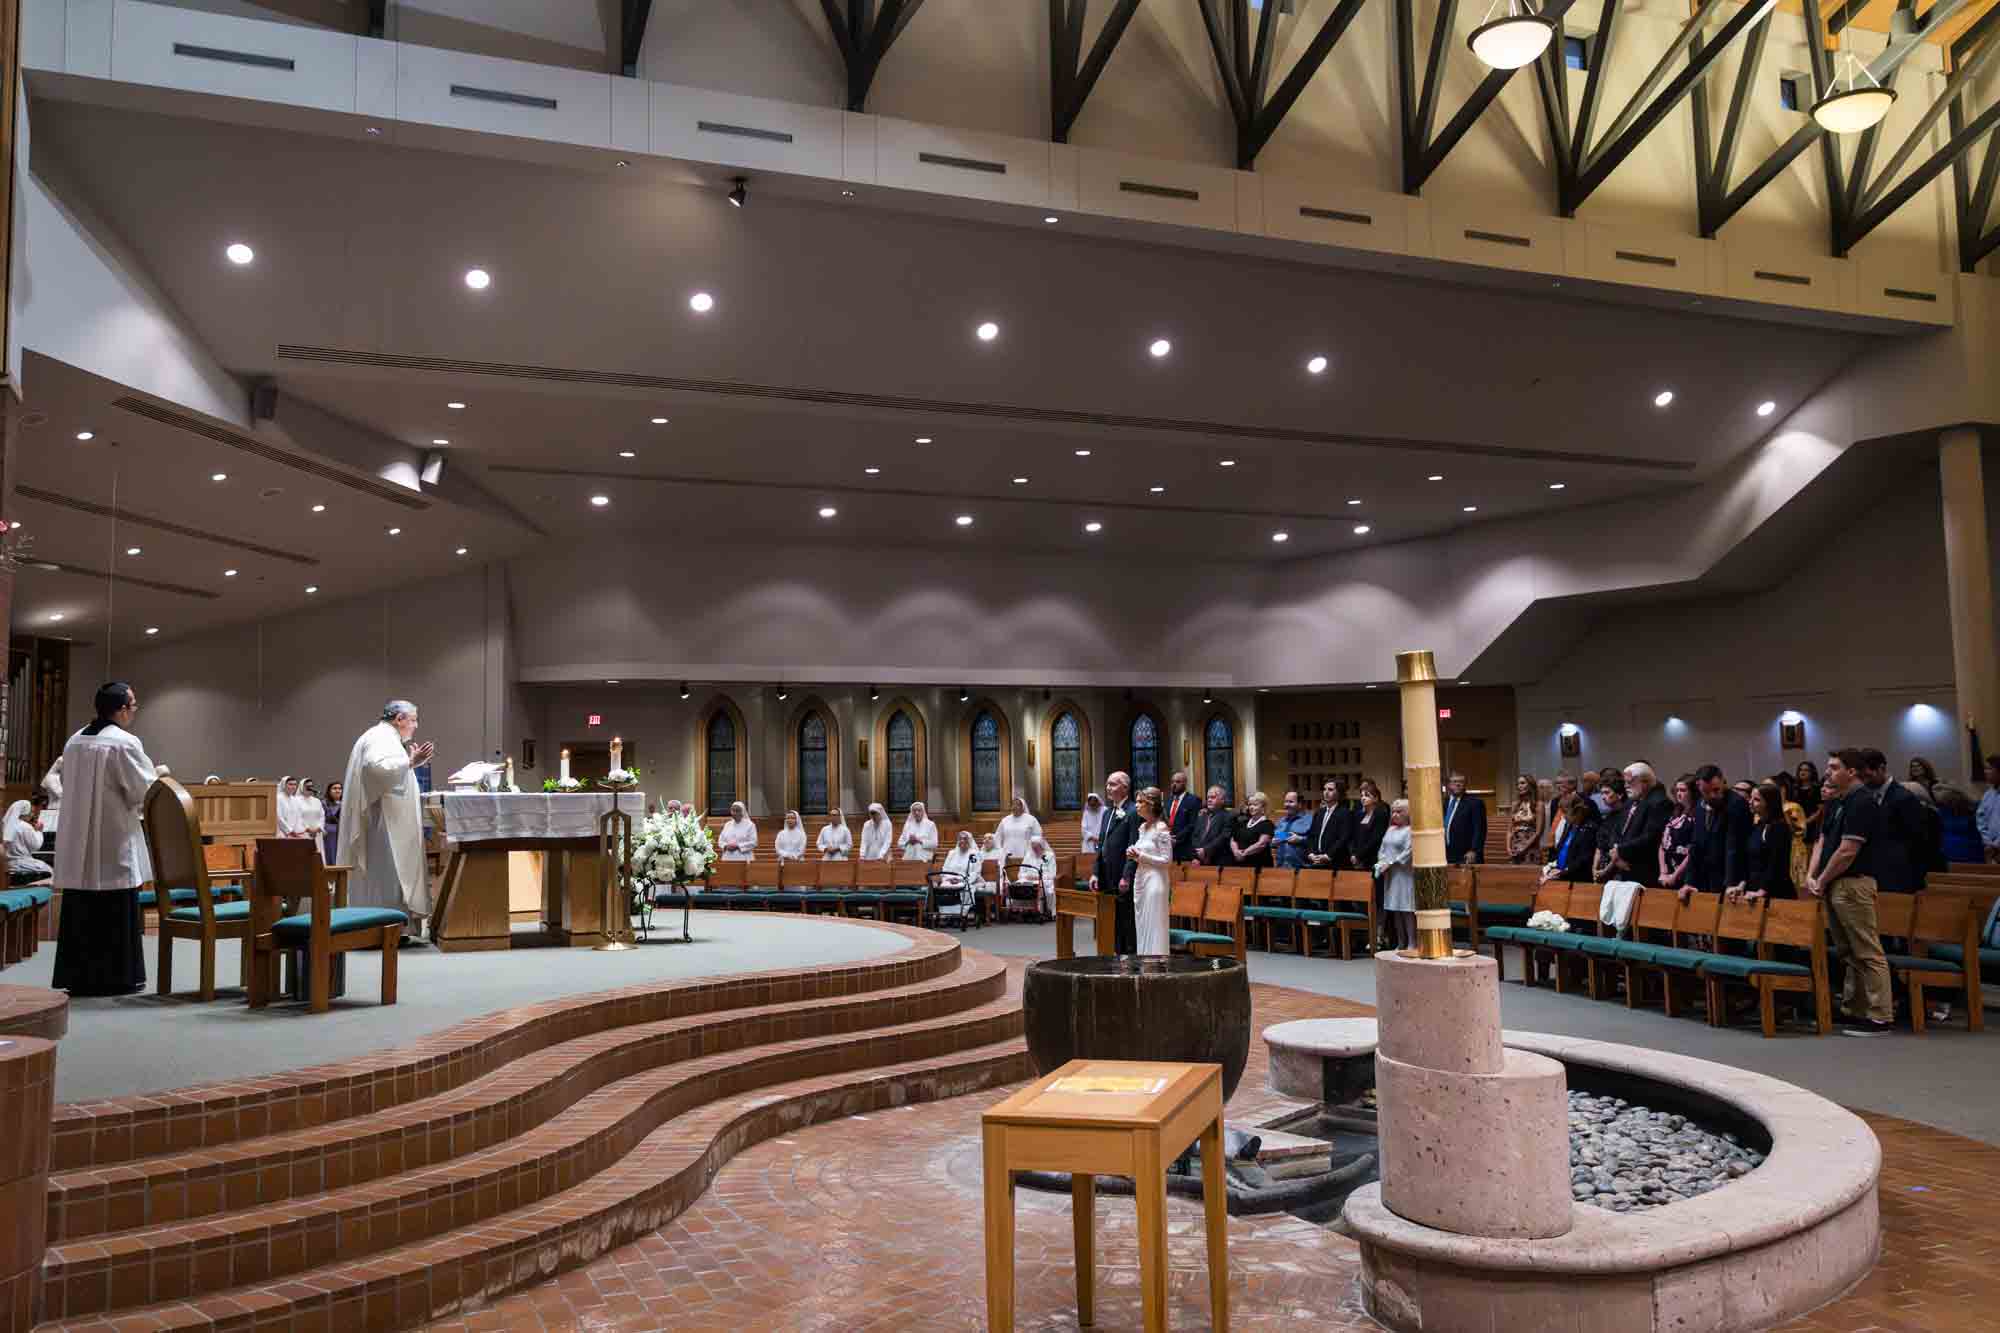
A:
1940;428;1999;780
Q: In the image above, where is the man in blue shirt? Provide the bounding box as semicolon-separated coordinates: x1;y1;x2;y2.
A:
1272;790;1314;868
1977;755;2000;865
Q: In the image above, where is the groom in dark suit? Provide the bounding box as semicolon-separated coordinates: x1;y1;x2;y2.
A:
1089;770;1138;953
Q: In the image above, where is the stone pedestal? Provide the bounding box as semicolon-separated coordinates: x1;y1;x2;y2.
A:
1263;1017;1377;1105
1373;951;1571;1240
0;1033;55;1333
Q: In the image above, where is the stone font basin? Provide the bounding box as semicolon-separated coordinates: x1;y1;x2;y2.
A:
1023;955;1251;1101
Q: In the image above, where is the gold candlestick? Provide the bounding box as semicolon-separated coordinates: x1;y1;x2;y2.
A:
1396;649;1454;959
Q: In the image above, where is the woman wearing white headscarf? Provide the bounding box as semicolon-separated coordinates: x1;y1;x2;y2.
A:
817;807;852;859
996;794;1042;864
1022;833;1060;918
1080;792;1106;856
39;756;62;833
719;802;757;860
774;810;807;861
5;788;53;885
859;803;894;860
939;831;982;887
275;776;310;837
298;779;327;848
899;801;938;861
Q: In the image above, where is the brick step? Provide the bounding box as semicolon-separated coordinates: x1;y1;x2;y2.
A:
35;1032;1030;1331
49;921;959;1174
44;947;1004;1245
37;971;1016;1318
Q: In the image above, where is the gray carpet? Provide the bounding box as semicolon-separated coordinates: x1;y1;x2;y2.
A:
970;920;2000;1147
11;912;904;1102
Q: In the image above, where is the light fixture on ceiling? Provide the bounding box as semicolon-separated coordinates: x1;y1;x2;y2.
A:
1757;400;1777;417
1463;505;1478;513
651;416;669;424
1353;524;1371;535
776;684;788;700
1427;474;1443;481
1013;476;1029;485
455;546;469;556
305;584;319;594
1549;482;1566;490
976;320;999;342
680;682;692;699
606;678;621;685
364;125;382;135
125;546;141;556
818;506;838;518
1149;484;1165;493
1084;521;1103;533
448;400;466;409
464;268;491;290
955;514;974;527
869;685;880;700
432;438;449;446
387;527;402;536
1218;459;1236;467
1043;215;1059;224
841;188;855;197
915;436;933;444
1813;50;1896;134
1272;531;1289;543
619;450;636;458
1306;355;1328;375
1148;338;1172;359
1559;722;1580;737
1346;498;1362;506
47;613;63;622
226;242;254;266
224;568;239;577
590;494;610;507
1201;689;1213;705
145;626;160;636
615;159;630;169
864;466;881;474
75;430;93;441
210;472;228;482
1653;389;1675;407
727;176;748;207
1075;448;1092;457
1467;0;1556;69
959;687;970;702
311;503;325;513
689;292;715;313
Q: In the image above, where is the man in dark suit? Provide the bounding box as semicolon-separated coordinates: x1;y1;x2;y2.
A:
1680;764;1750;896
1443;772;1487;865
1163;770;1200;862
1605;762;1671;885
1192;785;1235;867
1089;770;1138;953
1859;748;1929;892
1305;778;1356;870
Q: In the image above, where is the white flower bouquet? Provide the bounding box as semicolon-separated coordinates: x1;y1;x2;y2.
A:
632;806;719;886
1527;909;1570;933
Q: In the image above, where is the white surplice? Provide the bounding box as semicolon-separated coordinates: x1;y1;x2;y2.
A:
336;722;431;917
52;724;157;892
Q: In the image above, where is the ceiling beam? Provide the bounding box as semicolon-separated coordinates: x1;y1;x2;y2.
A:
1198;0;1371;168
819;0;931;111
620;0;655;78
1050;0;1143;143
1400;0;1578;195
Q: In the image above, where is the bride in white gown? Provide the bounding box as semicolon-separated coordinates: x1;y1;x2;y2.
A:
1128;787;1174;955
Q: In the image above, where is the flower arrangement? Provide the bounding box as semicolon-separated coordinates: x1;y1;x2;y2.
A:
598;766;642;790
632;806;719;886
1527;909;1571;933
542;776;584;792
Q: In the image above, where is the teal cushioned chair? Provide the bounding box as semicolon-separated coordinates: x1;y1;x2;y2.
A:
1696;954;1809;979
248;837;404;1015
1169;928;1236;952
145;776;256;1001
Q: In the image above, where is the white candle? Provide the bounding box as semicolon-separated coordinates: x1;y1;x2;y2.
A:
560;748;571;783
611;736;623;773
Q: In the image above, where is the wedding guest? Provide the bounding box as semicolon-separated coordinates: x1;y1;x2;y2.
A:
1535;777;1559;856
1350;779;1390;872
1542;797;1600;885
1730;781;1793;901
1230;792;1275;869
1907;755;1940;796
1794;760;1823;838
1192;786;1234;866
299;780;327;850
1080;792;1106;856
1164;771;1200;861
900;801;938;861
774;811;807;861
939;830;982;891
719;802;757;860
1658;774;1697;890
1681;765;1750;899
1980;756;2000;863
1933;784;1982;865
1305;779;1355;870
1272;790;1313;869
1443;772;1486;865
321;780;344;865
1506;773;1541;864
997;795;1042;863
859;803;894;860
817;807;853;859
1376;798;1416;951
276;776;310;838
1128;786;1174;954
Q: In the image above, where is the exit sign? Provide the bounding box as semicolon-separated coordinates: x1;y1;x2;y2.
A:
588;714;603;727
1438;708;1453;720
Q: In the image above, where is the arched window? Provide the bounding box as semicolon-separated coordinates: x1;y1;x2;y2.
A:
798;712;829;814
705;710;738;815
970;710;1002;811
1204;714;1235;805
886;710;918;811
1130;714;1160;791
1051;710;1083;811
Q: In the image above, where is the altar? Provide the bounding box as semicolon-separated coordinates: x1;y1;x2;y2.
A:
428;791;645;951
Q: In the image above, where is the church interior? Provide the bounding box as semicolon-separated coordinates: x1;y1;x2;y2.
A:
2;0;1999;1329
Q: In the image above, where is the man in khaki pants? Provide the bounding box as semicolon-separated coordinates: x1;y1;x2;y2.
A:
1805;748;1893;1037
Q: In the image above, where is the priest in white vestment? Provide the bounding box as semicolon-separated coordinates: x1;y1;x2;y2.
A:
50;682;156;995
337;700;434;927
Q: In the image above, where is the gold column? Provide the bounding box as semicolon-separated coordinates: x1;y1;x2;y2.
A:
1941;428;1999;780
1396;650;1453;958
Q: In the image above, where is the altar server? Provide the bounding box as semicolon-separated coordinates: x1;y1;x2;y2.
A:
1080;792;1106;856
719;803;758;860
774;810;807;861
900;801;939;861
817;808;852;859
50;682;156;995
859;803;894;860
336;699;435;925
5;788;53;885
997;795;1042;863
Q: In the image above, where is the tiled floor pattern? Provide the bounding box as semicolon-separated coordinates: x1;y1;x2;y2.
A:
434;977;2000;1332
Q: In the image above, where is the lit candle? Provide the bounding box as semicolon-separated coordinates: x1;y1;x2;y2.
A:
611;736;623;774
560;748;571;784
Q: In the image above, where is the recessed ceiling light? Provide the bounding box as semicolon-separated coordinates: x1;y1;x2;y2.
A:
1043;215;1059;224
1218;459;1236;467
305;585;319;594
1463;505;1478;513
1075;449;1092;457
1272;531;1289;543
864;466;881;475
145;626;160;635
1084;521;1103;533
311;503;325;513
607;679;621;685
818;506;839;518
1306;355;1328;375
431;438;449;445
955;514;974;527
1756;400;1777;417
590;495;610;507
1149;485;1165;493
226;242;254;265
841;188;854;197
364;125;382;135
1149;338;1172;359
455;546;468;555
619;450;636;459
651;417;669;425
211;472;228;482
1353;524;1371;535
616;159;630;169
447;401;466;410
689;292;715;313
1013;476;1029;485
1346;498;1361;506
224;568;238;577
1427;474;1444;482
75;430;94;441
915;436;933;444
1549;482;1566;490
387;527;402;536
1653;390;1675;407
975;321;999;342
48;613;64;622
464;268;491;290
125;546;141;556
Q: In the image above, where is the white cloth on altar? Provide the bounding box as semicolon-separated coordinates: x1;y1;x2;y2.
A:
439;791;645;842
337;721;431;918
52;724;156;892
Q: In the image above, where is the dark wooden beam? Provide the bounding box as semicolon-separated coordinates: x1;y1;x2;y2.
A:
620;0;655;77
818;0;929;110
1050;0;1143;143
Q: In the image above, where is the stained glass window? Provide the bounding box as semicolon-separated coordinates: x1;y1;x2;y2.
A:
705;711;736;816
887;711;917;811
798;713;828;814
1051;711;1082;811
1204;715;1235;805
1130;714;1159;791
970;710;1001;810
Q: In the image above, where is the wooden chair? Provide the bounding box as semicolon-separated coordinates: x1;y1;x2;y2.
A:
1698;896;1831;1036
1485;885;1569;984
1628;891;1723;1018
1545;884;1605;995
1244;868;1297;952
849;859;896;920
886;857;932;925
145;777;255;1001
1884;892;1985;1033
1583;887;1682;1013
1307;871;1377;960
246;837;404;1014
1168;881;1206;934
1696;893;1770;1027
1180;883;1246;961
771;858;814;911
806;858;853;915
1458;864;1537;951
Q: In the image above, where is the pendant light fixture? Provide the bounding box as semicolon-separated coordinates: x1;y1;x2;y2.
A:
1811;49;1895;134
1468;0;1556;70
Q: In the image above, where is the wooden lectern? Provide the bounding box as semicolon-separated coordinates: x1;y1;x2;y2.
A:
1054;888;1118;959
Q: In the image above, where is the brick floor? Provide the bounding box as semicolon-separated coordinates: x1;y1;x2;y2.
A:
432;975;2000;1332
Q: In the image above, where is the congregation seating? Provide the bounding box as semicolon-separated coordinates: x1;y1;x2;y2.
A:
654;853;1081;927
0;884;50;966
1166;878;1247;961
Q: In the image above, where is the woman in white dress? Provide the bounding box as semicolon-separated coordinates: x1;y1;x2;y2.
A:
774;810;807;861
817;807;852;859
899;801;939;862
1376;798;1417;952
1128;786;1173;955
719;802;758;860
996;795;1042;864
859;803;894;860
1079;793;1106;857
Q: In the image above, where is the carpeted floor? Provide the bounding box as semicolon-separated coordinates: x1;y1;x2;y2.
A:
13;911;905;1102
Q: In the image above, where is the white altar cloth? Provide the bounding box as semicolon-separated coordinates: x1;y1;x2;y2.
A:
440;791;647;843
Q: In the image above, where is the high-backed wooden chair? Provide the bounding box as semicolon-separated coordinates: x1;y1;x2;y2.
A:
1698;896;1831;1036
1168;881;1206;933
246;837;404;1014
807;858;855;914
771;858;814;911
886;857;932;925
1175;883;1246;961
1883;892;1985;1034
145;777;255;1001
850;859;896;919
1244;868;1298;951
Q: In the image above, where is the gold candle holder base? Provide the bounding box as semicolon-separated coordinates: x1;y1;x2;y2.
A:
1413;907;1454;960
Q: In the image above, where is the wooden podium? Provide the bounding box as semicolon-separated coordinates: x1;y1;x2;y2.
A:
1054;888;1117;959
